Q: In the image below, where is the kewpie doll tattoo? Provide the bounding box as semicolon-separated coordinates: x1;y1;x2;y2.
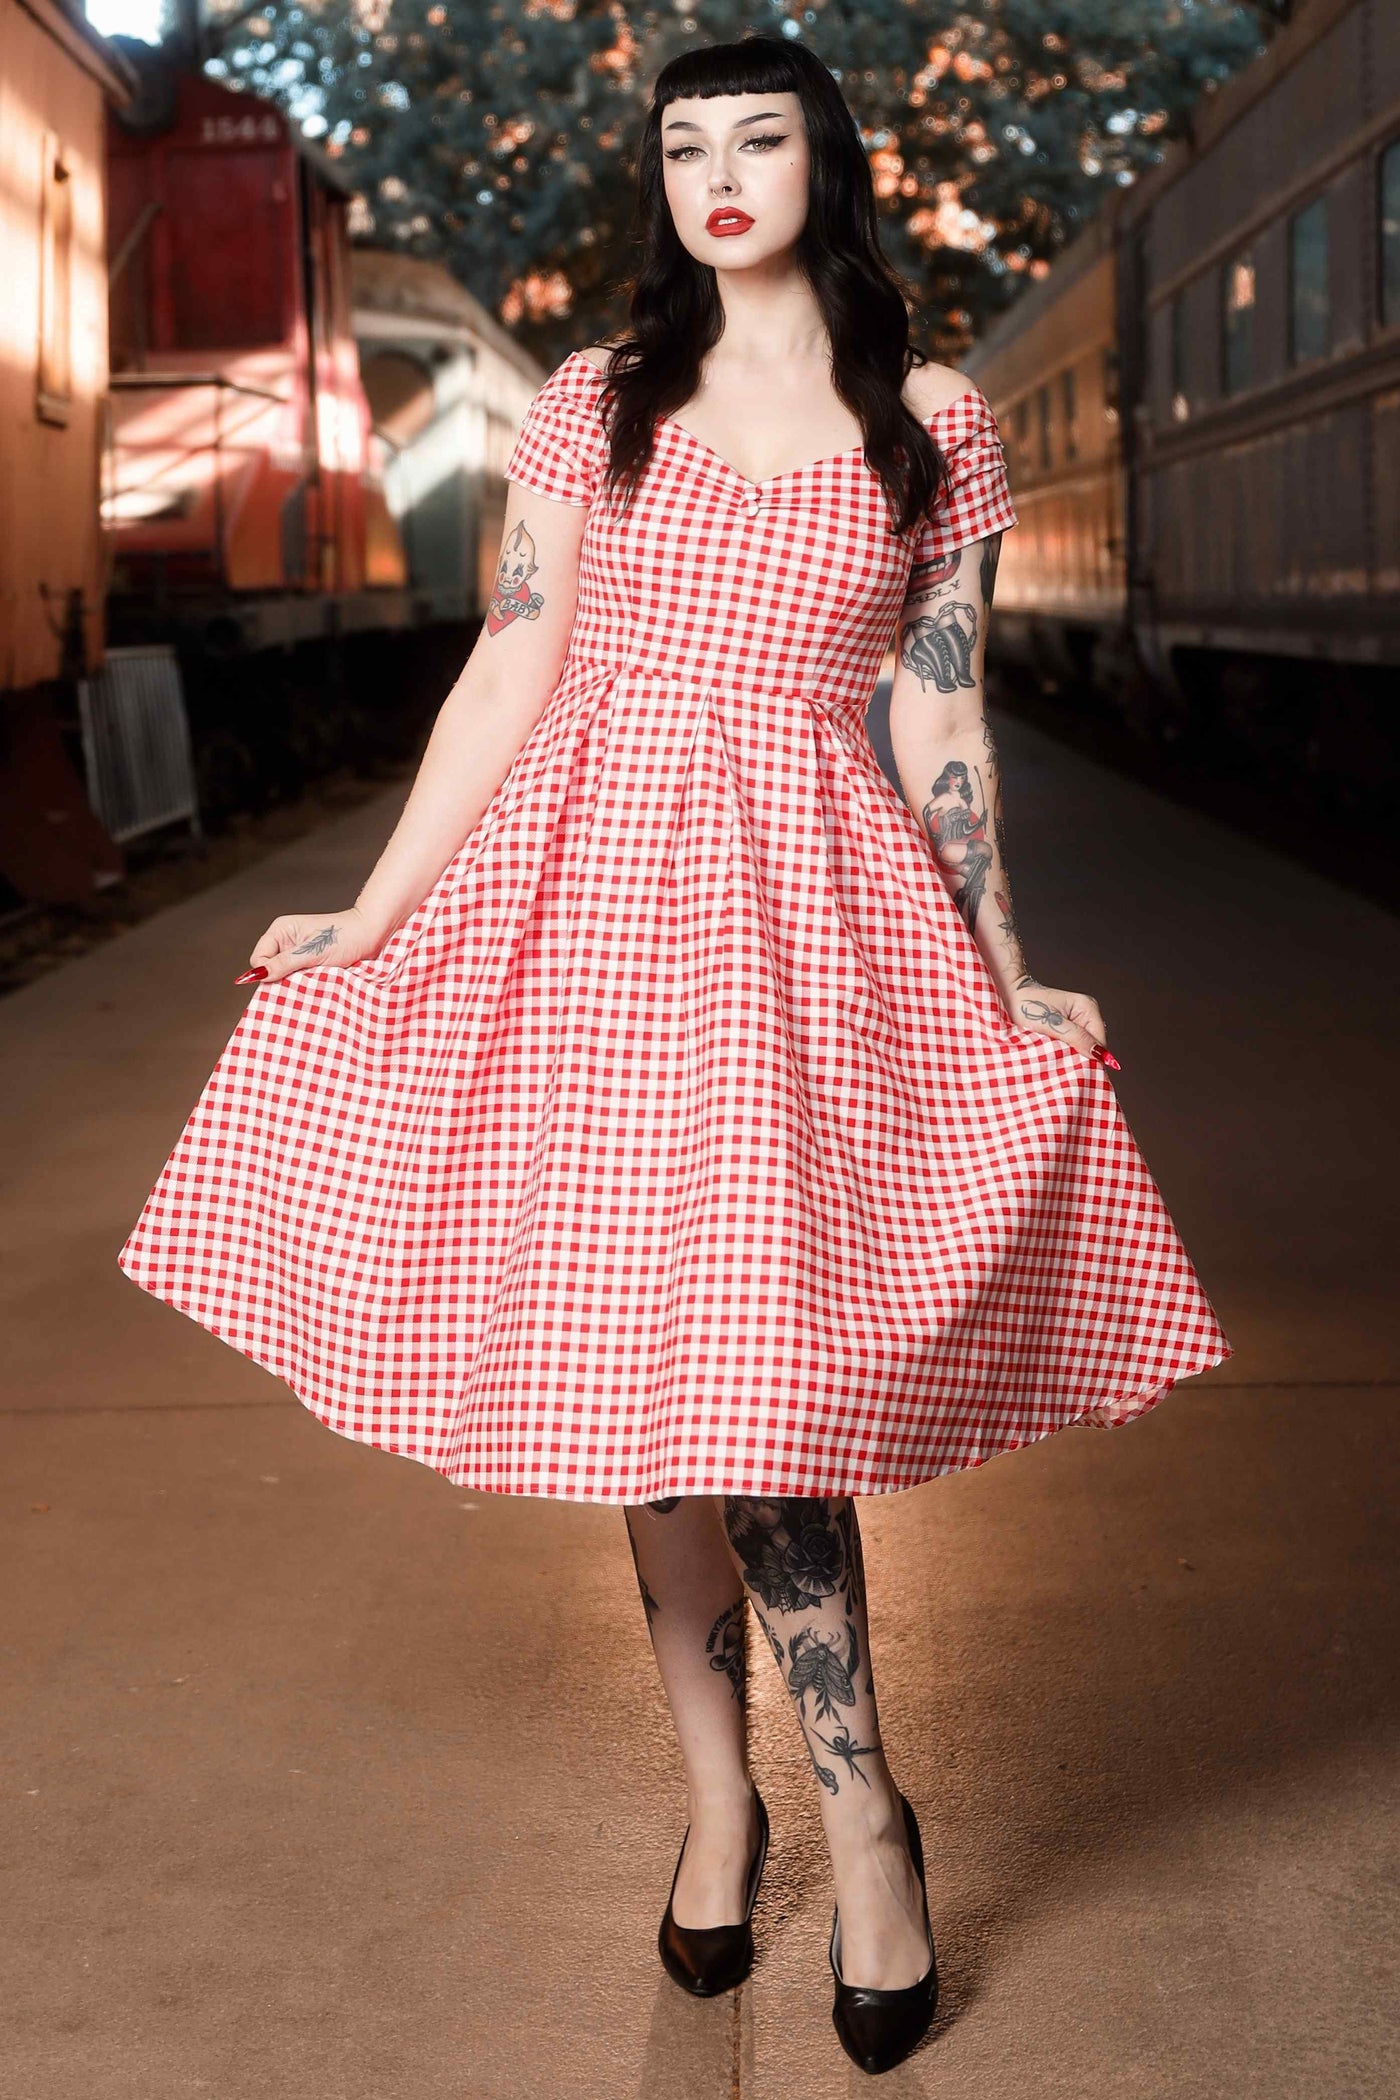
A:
487;520;545;634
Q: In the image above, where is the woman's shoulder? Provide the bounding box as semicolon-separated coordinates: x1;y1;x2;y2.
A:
571;342;625;374
902;358;988;424
570;345;980;411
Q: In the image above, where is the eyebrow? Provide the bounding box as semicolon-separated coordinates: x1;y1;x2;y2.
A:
662;110;787;134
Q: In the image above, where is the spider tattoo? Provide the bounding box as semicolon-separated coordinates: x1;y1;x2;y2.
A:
809;1724;882;1787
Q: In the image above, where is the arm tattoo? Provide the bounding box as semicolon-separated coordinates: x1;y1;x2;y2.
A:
486;518;544;634
900;602;978;691
896;530;1000;695
920;759;994;936
905;545;960;604
979;531;1002;609
903;532;1034;983
992;808;1033;988
921;758;1035;984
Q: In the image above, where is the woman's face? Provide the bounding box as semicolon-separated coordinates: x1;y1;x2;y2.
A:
659;91;810;269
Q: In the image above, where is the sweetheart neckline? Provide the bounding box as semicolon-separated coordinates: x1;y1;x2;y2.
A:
562;350;981;492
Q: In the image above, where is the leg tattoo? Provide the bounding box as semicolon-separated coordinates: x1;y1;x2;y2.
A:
721;1496;884;1796
622;1498;751;1812
624;1517;660;1627
719;1500;928;1989
705;1599;747;1710
810;1724;883;1787
723;1494;862;1617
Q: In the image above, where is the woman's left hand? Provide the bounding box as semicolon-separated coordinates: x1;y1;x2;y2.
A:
1004;980;1113;1062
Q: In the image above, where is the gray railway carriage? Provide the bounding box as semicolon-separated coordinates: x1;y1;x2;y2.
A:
964;0;1400;807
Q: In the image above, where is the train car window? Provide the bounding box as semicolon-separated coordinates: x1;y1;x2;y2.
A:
1061;367;1077;460
1288;196;1330;364
1037;383;1052;469
1381;140;1400;328
1102;345;1120;423
1222;247;1255;397
1169;294;1189;422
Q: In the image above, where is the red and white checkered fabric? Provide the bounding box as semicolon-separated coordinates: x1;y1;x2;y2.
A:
116;351;1232;1502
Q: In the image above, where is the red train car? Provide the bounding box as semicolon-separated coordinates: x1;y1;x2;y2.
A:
104;49;406;646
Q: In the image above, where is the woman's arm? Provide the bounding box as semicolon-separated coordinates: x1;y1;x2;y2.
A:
887;530;1026;992
351;486;588;944
236;483;588;985
886;531;1109;1059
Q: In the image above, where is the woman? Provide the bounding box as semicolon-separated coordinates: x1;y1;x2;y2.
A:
117;34;1231;2078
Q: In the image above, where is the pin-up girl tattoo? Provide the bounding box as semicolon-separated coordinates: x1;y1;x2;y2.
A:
486;519;545;635
921;758;994;935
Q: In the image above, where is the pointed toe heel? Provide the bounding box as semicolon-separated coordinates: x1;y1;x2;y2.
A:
658;1788;769;1997
829;1793;938;2075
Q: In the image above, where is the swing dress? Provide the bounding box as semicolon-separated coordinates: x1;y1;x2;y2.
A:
116;350;1233;1503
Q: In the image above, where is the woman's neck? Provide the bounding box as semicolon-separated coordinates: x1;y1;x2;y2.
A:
708;258;830;370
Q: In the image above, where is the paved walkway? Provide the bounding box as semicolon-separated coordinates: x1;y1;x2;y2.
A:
3;693;1398;2097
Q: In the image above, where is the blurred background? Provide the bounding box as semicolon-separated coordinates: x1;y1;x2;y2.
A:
3;0;1395;988
6;10;1400;2095
2;0;1393;991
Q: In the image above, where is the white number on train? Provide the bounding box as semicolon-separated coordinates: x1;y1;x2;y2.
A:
199;116;283;146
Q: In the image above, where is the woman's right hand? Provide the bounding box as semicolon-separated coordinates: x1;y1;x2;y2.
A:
234;906;387;985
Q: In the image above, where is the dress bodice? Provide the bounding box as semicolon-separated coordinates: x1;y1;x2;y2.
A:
505;350;1017;712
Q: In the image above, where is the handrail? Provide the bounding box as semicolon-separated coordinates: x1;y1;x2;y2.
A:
109;373;290;405
105;374;294;567
109;200;162;290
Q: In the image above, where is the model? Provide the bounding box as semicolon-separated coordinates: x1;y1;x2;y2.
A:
117;33;1232;2078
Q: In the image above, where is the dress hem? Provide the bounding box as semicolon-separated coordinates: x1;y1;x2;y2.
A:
119;1249;1233;1504
302;1344;1235;1502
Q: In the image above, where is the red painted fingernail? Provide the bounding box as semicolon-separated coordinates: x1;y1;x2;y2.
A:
1091;1045;1122;1070
233;967;268;984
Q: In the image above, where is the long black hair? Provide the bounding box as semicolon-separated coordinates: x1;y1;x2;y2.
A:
596;33;947;536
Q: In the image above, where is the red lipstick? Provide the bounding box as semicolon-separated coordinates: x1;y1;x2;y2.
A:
706;207;754;236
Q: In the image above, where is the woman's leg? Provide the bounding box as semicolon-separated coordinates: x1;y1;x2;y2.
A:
623;1496;763;1928
718;1494;931;1990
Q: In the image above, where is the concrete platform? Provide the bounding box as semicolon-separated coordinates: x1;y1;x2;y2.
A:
3;700;1398;2097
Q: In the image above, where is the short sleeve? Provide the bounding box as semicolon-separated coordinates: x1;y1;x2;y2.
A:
505;353;605;508
911;386;1017;567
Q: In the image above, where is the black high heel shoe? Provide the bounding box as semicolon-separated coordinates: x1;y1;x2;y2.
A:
658;1787;769;1996
829;1792;938;2076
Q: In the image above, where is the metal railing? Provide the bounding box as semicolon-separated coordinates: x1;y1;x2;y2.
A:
78;644;202;846
105;372;292;579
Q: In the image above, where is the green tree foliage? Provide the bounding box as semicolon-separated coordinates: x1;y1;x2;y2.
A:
202;0;1286;359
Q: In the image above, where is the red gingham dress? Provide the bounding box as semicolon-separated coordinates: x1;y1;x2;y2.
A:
116;350;1232;1502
